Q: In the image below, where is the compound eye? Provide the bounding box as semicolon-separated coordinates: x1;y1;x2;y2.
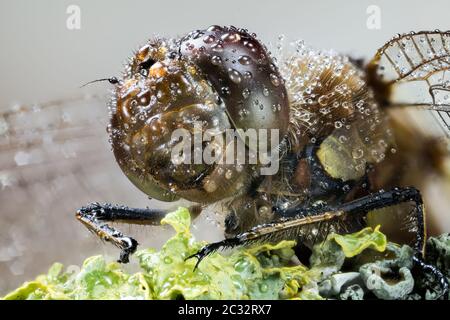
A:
179;26;290;144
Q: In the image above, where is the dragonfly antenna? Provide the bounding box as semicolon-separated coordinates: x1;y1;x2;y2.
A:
80;77;119;88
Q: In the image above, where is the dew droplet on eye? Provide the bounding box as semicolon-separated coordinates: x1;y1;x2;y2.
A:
207;25;221;32
238;55;252;65
221;87;231;95
221;32;241;43
211;55;222;65
228;69;242;84
203;34;216;44
211;43;224;52
243;71;253;80
242;88;251;99
238;108;249;118
271;103;281;112
270;73;280;86
245;41;254;48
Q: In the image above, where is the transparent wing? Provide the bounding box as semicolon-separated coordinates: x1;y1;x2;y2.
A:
368;31;450;136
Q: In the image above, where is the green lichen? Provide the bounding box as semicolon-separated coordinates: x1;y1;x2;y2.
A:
2;207;449;300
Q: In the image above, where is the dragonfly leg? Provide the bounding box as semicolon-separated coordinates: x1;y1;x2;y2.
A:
76;203;201;263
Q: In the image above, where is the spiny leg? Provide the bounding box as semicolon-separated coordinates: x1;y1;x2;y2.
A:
186;207;343;269
187;187;448;298
76;203;201;263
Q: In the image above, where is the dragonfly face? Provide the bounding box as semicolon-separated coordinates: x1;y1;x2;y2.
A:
109;27;290;204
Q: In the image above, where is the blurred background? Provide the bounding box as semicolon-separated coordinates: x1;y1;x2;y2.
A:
1;0;450;295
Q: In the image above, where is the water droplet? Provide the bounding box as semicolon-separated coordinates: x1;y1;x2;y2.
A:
271;103;282;112
259;283;269;293
221;87;231;95
203;34;215;44
238;55;251;65
238;108;249;118
243;71;253;80
234;259;249;272
211;43;223;52
211;55;222;65
164;256;173;264
242;88;251;99
221;32;241;43
352;148;364;159
262;87;269;96
225;169;233;179
228;69;242;84
207;25;221;32
270;73;280;86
